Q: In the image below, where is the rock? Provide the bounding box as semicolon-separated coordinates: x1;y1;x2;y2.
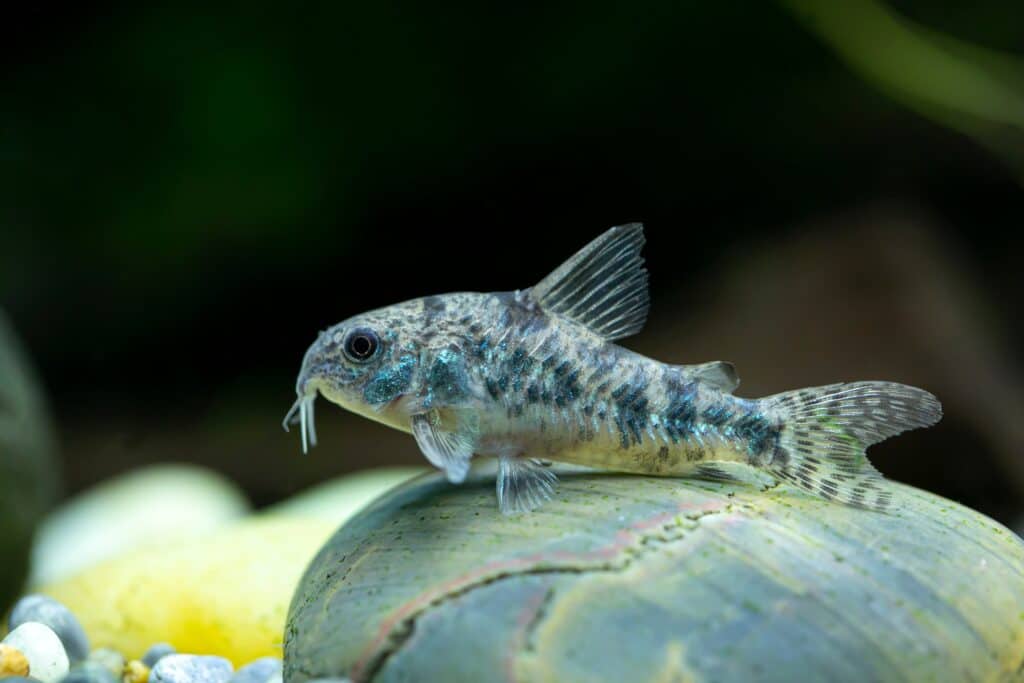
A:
0;310;59;611
3;622;70;683
30;464;250;586
60;662;119;683
86;649;125;678
285;469;1024;682
1;643;30;677
141;645;175;669
2;678;42;683
122;660;149;683
150;655;232;683
9;595;90;663
226;658;280;683
41;517;336;665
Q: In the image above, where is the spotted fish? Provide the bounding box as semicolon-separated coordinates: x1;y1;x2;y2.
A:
283;224;942;514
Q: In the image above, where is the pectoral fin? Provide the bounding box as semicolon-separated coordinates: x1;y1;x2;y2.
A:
411;409;477;483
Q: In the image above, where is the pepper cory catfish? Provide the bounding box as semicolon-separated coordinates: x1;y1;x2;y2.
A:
284;225;941;514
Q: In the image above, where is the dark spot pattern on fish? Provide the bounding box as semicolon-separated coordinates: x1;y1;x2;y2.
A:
771;446;791;471
423;296;447;327
661;374;698;444
474;338;491;360
507;346;534;393
611;377;650;448
552;363;581;408
731;409;781;462
485;377;502;400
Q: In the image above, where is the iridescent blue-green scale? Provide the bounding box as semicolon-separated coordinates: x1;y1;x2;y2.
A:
420;348;470;408
659;375;698;445
507;346;533;394
363;354;417;405
701;403;734;426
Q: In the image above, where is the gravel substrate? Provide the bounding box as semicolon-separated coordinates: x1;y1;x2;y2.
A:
2;595;281;683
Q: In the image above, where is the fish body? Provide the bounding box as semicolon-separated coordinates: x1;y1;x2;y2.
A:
285;225;941;513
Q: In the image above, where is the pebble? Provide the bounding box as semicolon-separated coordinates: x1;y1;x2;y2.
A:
9;596;90;664
2;623;70;683
226;658;280;683
85;649;125;679
149;655;232;683
0;643;31;676
60;662;120;683
140;645;175;669
122;660;150;683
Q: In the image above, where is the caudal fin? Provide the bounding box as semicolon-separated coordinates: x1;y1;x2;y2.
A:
764;382;942;511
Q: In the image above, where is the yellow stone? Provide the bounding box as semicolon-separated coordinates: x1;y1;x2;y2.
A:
122;660;150;683
0;643;30;677
35;468;422;667
41;517;338;666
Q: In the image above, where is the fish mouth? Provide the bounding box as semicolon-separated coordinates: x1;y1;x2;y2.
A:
282;392;318;454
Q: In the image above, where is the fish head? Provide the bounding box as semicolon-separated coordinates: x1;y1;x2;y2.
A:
284;301;426;451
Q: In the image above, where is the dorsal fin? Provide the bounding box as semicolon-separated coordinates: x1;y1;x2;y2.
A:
680;361;740;393
530;223;650;341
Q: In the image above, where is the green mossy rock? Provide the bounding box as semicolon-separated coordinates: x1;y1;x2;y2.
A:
0;311;59;610
285;468;1024;683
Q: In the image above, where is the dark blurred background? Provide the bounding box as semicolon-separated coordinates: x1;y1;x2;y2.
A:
2;1;1023;524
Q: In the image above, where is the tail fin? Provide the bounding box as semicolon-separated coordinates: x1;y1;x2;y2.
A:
764;382;942;511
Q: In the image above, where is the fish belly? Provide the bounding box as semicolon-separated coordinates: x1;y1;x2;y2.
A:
485;406;748;476
544;435;750;476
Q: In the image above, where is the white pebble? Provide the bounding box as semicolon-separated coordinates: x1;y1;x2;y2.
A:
151;655;233;683
2;622;70;683
9;595;90;663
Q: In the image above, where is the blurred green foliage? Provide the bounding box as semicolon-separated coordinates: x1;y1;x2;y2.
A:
785;0;1024;178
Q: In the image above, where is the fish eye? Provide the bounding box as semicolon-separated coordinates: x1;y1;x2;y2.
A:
343;328;380;362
